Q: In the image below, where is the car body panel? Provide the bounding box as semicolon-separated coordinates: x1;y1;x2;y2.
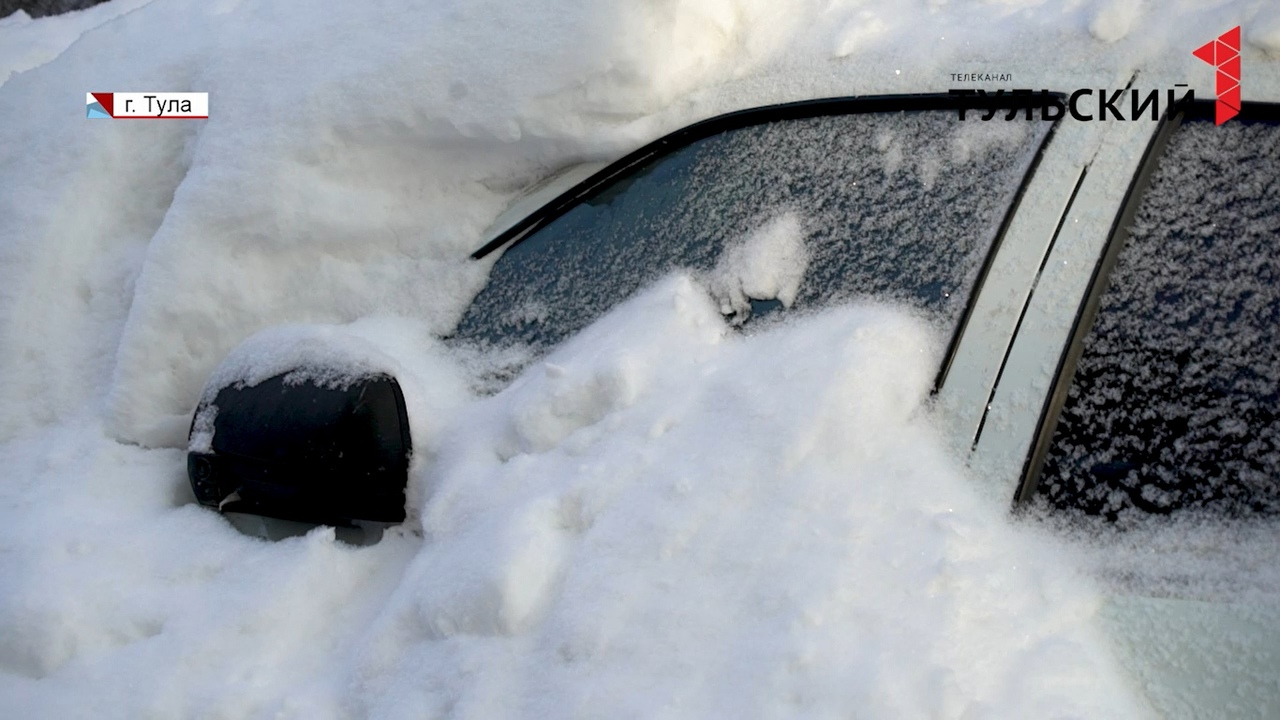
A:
1100;596;1280;717
480;160;610;251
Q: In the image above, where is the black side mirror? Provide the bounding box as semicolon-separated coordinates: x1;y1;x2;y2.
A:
187;372;412;528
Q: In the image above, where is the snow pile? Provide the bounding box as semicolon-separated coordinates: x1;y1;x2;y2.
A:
361;278;1148;718
0;277;1152;717
706;212;808;323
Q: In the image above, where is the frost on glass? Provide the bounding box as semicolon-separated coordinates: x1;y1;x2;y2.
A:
1039;119;1280;518
452;111;1047;365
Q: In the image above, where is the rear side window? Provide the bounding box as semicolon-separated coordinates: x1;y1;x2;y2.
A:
453;104;1051;368
1037;110;1280;517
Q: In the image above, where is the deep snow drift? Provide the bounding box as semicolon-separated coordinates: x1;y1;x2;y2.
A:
0;278;1151;718
2;0;1280;717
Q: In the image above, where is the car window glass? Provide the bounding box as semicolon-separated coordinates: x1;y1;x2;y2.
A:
453;108;1050;374
1038;116;1280;517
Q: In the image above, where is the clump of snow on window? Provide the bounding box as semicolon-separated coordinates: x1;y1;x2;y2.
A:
705;211;808;322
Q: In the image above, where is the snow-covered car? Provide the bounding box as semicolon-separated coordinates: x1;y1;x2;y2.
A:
191;93;1058;527
187;91;1279;712
190;92;1279;524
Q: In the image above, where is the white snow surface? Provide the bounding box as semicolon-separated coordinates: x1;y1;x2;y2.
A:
706;212;808;322
2;0;1280;717
0;1;154;88
0;276;1151;717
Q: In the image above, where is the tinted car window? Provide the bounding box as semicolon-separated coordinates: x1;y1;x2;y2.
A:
453;108;1050;367
1037;114;1280;517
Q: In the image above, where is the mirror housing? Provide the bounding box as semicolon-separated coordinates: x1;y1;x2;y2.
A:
187;372;412;527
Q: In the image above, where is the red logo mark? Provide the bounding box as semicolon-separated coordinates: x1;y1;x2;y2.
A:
91;92;114;117
1193;26;1241;125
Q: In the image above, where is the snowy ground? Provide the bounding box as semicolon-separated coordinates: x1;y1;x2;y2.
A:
2;0;1280;717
